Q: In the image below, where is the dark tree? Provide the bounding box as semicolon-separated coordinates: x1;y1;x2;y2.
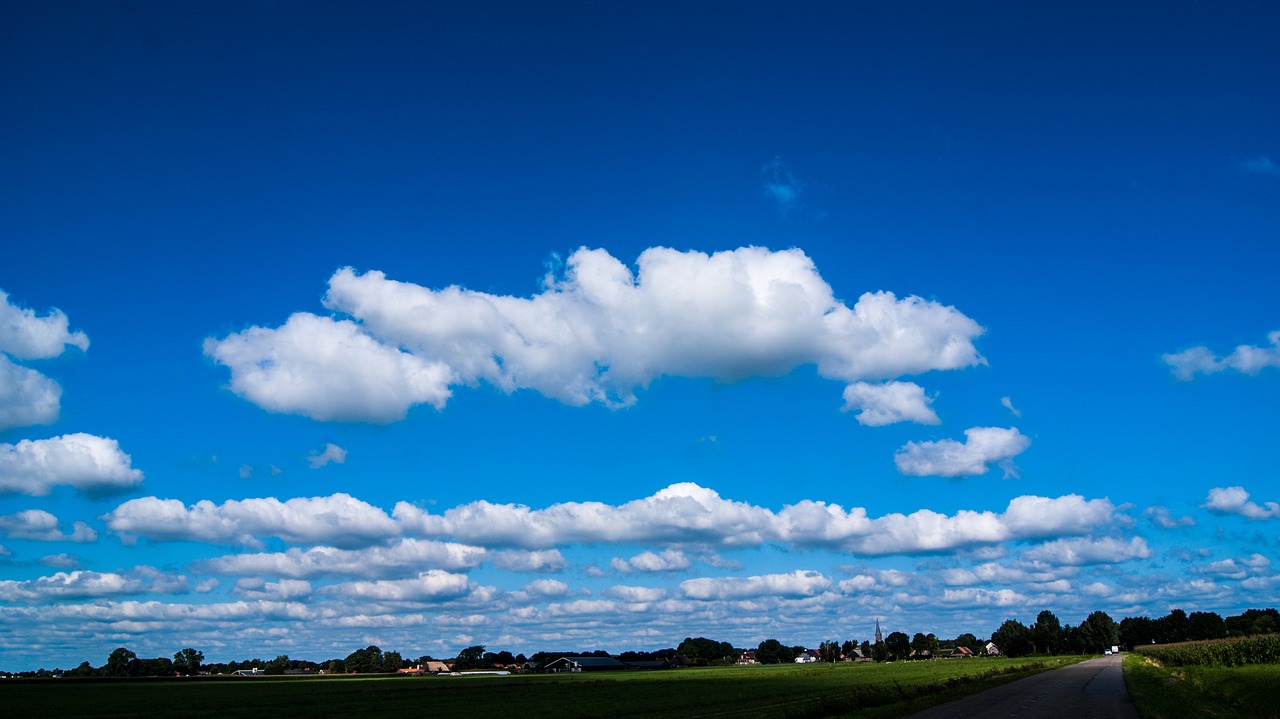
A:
453;645;486;671
1032;610;1063;655
1119;616;1156;649
104;647;137;677
755;638;795;664
344;646;385;673
885;632;911;661
953;633;983;654
991;620;1033;657
1187;611;1227;641
1155;609;1189;644
1226;608;1280;637
676;637;735;666
818;640;841;663
173;647;204;676
1080;611;1119;653
840;640;858;658
909;633;936;659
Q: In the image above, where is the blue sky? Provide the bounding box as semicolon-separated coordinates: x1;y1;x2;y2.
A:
1;0;1278;670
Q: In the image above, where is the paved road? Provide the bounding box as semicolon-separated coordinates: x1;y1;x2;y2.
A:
902;654;1140;719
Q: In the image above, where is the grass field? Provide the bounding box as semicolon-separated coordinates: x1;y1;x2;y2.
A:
2;657;1083;719
1123;654;1280;719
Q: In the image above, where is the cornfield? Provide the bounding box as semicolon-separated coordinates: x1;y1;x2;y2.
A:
1133;634;1280;667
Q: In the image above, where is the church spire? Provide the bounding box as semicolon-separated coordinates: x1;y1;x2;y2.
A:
875;618;883;645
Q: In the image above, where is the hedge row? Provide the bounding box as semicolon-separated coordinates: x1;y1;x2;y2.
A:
1133;633;1280;667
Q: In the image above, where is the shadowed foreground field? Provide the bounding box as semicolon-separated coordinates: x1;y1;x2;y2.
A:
4;657;1084;719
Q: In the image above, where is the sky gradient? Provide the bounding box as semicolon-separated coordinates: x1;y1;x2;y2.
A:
2;1;1278;670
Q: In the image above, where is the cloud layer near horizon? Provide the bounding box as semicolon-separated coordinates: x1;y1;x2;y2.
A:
204;247;986;423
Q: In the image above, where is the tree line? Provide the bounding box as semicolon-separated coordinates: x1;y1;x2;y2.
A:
6;606;1277;677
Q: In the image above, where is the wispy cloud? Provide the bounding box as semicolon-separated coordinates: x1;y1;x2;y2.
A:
1239;155;1280;177
1000;396;1022;418
1163;330;1280;380
761;156;804;213
307;443;347;469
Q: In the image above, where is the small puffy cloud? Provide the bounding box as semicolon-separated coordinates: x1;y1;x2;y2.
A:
105;493;399;548
1242;553;1272;569
0;290;89;361
841;381;940;426
323;570;472;602
308;443;347;469
206;247;985;422
0;509;97;542
203;313;453;423
894;427;1030;478
1164;331;1280;380
0;291;90;431
1023;537;1152;566
232;578;313;601
1000;396;1021;418
680;570;831;600
610;549;692;573
0;434;143;497
1144;506;1195;529
0;356;62;431
238;465;253;479
201;538;485;579
491;549;568;573
39;553;82;569
523;579;572;597
1203;486;1280;520
604;585;667;603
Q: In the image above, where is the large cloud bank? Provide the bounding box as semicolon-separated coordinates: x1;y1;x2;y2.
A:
204;247;985;422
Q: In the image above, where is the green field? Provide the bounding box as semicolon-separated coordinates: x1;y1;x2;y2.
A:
2;658;1082;719
1124;650;1280;719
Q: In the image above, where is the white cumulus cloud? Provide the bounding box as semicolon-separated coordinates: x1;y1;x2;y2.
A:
841;381;940;426
1203;486;1280;519
322;570;472;602
395;482;1118;556
1164;331;1280;380
611;549;692;573
205;247;985;422
680;570;831;600
0;291;90;431
105;493;399;548
894;427;1030;478
0;434;143;496
201;538;486;579
0;509;97;542
1023;537;1152;565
